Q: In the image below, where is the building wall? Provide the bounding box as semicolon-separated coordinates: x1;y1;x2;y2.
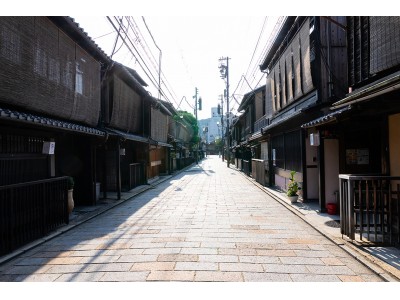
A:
389;113;400;177
324;139;339;206
266;18;314;116
109;75;143;133
0;17;101;126
151;107;168;143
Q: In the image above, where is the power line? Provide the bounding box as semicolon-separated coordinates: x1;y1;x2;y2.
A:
243;17;268;81
128;17;180;107
107;17;173;105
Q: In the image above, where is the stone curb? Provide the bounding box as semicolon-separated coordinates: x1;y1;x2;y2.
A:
232;165;400;282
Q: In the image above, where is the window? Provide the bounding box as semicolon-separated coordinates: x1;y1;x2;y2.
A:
75;62;83;94
33;46;47;76
1;27;21;64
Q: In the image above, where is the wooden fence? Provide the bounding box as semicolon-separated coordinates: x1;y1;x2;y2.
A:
339;174;400;245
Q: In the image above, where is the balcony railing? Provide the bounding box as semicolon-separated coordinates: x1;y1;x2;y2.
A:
339;174;400;245
0;177;69;256
254;116;269;133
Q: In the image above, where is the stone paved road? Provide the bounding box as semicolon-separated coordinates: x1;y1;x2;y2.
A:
0;156;383;282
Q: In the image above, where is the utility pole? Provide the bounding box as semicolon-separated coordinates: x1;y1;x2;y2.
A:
219;57;230;167
218;94;224;161
193;87;199;163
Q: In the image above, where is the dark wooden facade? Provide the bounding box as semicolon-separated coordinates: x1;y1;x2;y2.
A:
0;16;110;255
233;17;347;212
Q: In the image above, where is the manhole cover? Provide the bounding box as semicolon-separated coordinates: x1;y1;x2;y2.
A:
325;220;340;228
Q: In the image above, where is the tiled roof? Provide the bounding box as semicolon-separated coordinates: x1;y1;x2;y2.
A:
0;107;105;136
301;105;352;128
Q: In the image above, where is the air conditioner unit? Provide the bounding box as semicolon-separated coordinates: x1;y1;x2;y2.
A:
310;133;320;146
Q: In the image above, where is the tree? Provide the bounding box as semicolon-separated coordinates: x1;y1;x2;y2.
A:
215;137;223;152
174;110;199;146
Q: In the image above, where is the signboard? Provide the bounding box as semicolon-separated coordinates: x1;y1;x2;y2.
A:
346;148;369;165
42;141;55;155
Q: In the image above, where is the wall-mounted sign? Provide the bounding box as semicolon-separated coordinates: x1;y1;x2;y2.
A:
310;133;320;146
272;149;276;166
42;141;55;155
346;148;369;165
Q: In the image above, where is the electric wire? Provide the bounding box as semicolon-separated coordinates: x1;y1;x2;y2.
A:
107;17;173;104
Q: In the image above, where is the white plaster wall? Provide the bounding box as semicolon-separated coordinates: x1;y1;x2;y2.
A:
324;139;339;206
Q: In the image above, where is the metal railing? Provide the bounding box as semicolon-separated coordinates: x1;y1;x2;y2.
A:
339;174;400;245
0;176;69;256
254;116;269;133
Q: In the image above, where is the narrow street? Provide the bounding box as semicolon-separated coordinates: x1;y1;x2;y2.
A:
0;156;383;282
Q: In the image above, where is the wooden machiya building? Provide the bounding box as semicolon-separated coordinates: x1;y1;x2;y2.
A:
257;16;347;211
0;16;110;255
99;61;177;199
302;16;400;245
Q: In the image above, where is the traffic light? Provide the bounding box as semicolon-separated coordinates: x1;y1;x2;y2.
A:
198;97;202;110
217;104;221;114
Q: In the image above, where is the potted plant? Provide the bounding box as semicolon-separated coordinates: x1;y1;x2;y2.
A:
287;170;301;203
67;176;74;214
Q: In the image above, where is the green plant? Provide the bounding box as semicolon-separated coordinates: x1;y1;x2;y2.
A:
67;176;74;190
287;171;301;197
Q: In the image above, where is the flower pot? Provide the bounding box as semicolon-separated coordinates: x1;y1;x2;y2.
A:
287;195;298;203
68;189;74;214
327;203;337;215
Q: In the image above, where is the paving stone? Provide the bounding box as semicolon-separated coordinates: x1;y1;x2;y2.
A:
147;270;195;281
2;265;52;275
239;256;280;264
46;264;89;274
143;248;182;255
360;274;384;282
199;255;239;263
0;274;20;282
180;248;218;255
15;273;62;282
55;272;106;282
219;263;264;272
130;262;175;271
84;263;133;272
293;250;334;258
290;274;341;282
243;272;292;282
194;271;243;282
338;275;365;282
175;262;218;271
117;255;158;263
99;271;149;282
218;248;257;256
158;254;199;262
279;257;325;265
263;263;310;274
320;257;345;266
78;255;121;264
306;265;356;275
256;249;296;257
